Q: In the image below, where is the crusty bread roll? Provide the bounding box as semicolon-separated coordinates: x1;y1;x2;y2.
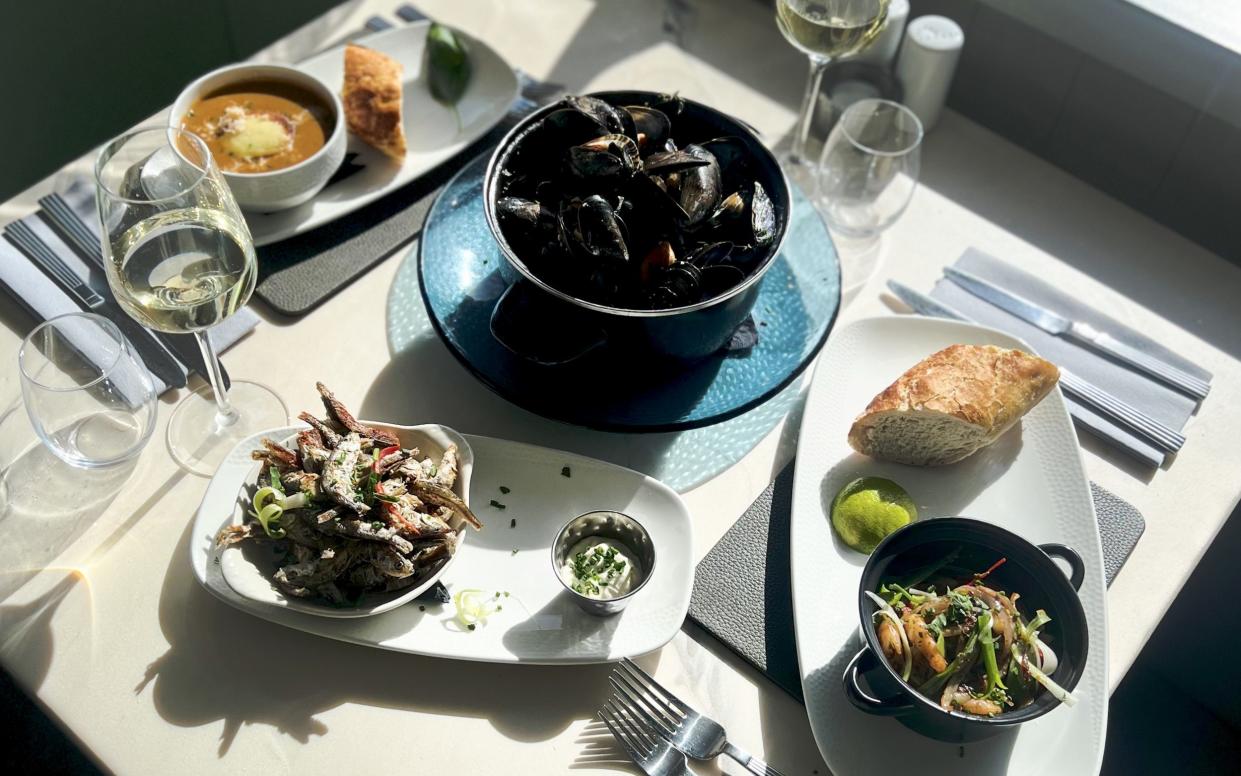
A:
848;345;1060;466
343;44;407;161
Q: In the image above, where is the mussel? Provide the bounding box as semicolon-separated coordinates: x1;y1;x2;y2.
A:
624;105;672;150
559;195;629;266
686;241;735;268
643;149;711;176
497;196;561;256
569;134;642;180
646;262;702;308
676;144;722;226
494;94;780;310
704;182;775;247
562;95;628;135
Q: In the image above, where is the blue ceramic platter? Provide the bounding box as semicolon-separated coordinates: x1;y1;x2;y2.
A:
415;153;841;432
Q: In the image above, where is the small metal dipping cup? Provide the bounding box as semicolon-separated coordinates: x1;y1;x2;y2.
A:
551;510;656;616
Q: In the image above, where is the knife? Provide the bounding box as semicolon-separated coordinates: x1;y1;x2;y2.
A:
887;280;1184;456
943;267;1210;401
4;222;189;391
37;193;229;390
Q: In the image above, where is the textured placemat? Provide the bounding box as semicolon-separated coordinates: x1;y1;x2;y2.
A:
685;461;1145;701
255;125;511;316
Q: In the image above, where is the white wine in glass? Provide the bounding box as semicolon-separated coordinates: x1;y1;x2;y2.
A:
776;0;889;185
95;128;287;476
110;207;254;332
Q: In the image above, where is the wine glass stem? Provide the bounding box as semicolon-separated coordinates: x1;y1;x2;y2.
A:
194;330;239;428
791;55;831;166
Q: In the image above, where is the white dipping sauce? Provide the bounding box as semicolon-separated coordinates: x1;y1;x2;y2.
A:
560;537;642;600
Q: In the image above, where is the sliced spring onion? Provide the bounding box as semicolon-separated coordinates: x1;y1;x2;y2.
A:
865;590;912;681
1018;608;1053;672
1015;642;1077;706
920;618;982;697
1021;609;1052;641
453;588;501;630
1035;639;1058;674
248;483;312;539
281;491;310;510
250;486;287;538
978;611;1007;692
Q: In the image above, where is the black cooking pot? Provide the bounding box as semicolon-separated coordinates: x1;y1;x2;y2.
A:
846;517;1089;743
482;90;791;364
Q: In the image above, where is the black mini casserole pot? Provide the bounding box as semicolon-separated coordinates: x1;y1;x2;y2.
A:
845;517;1089;743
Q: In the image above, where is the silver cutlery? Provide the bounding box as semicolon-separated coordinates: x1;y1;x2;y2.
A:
611;658;785;776
599;696;692;776
943;266;1211;400
887;281;1185;455
4;221;188;390
38;194;102;261
37;193;228;390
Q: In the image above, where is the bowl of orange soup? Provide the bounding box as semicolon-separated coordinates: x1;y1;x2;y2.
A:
171;63;347;212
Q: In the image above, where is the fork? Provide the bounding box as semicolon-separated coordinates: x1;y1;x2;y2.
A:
599;696;693;776
612;658;785;776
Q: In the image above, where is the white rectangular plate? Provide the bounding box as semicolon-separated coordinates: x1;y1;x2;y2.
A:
246;22;519;246
191;431;694;664
790;316;1108;775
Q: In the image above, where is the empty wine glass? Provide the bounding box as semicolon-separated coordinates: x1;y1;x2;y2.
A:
816;99;921;291
19;312;157;467
816;98;921;237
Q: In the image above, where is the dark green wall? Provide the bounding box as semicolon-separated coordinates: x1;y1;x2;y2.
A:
0;0;341;202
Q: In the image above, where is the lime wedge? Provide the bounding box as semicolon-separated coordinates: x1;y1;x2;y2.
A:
830;477;917;554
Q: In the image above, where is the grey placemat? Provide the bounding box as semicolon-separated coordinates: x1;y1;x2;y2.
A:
685;461;1144;701
932;250;1208;459
254;75;561;317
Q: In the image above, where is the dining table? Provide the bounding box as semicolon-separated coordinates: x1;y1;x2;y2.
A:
3;1;1241;774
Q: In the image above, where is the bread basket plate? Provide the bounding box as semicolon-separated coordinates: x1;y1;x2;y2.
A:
790;316;1107;775
191;427;694;663
244;21;519;246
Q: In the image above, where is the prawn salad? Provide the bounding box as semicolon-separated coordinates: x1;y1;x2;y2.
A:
866;558;1077;718
216;383;482;605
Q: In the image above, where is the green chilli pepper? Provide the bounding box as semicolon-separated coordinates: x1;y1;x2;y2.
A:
425;23;472;111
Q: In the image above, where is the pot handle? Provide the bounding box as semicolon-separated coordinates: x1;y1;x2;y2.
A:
1039;543;1086;592
842;646;916;716
488;279;608;366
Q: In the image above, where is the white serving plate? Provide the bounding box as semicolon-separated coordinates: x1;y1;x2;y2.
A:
191;427;694;664
219;424;474;618
790;316;1108;775
245;22;519;246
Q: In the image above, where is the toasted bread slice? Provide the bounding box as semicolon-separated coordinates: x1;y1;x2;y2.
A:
848;345;1060;466
342;44;407;161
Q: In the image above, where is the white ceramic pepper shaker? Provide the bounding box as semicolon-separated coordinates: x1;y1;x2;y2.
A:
854;0;909;67
894;15;964;132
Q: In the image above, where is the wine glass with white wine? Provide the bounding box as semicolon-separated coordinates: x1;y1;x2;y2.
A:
776;0;889;191
94;127;287;475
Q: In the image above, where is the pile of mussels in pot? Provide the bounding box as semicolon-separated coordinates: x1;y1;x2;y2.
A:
495;94;778;311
